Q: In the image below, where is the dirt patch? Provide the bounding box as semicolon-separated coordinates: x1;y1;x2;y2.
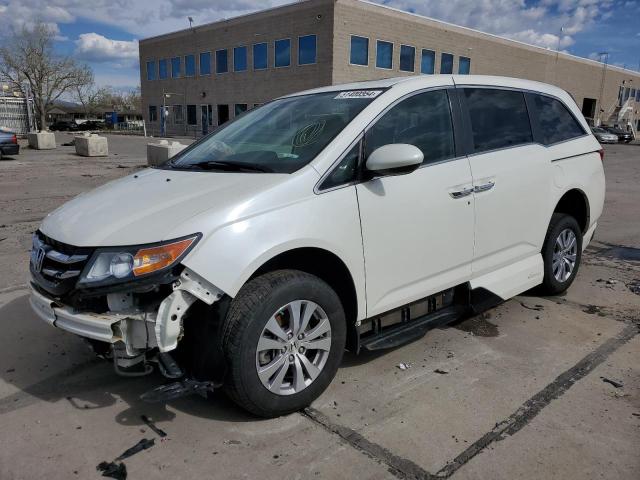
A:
454;313;500;337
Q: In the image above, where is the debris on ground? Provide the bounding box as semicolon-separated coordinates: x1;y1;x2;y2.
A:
434;368;450;375
520;302;544;311
627;280;640;296
397;362;412;370
115;438;155;461
446;351;455;359
96;461;127;480
601;377;624;388
224;439;242;445
583;305;602;315
454;314;500;337
140;415;167;438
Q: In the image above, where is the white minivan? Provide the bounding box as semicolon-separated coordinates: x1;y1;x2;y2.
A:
29;75;605;417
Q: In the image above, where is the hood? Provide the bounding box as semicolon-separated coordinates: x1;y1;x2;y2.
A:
40;168;290;246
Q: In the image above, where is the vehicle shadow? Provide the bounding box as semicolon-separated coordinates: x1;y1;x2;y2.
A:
0;294;260;426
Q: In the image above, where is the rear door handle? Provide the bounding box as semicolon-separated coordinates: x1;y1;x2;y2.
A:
474;181;495;193
449;187;474;199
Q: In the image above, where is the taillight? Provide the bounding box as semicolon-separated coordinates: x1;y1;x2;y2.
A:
598;148;604;162
11;134;17;144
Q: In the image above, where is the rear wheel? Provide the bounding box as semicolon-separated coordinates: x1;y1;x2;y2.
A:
221;269;346;417
540;213;582;295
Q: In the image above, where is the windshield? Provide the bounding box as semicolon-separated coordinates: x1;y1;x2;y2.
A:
165;90;382;173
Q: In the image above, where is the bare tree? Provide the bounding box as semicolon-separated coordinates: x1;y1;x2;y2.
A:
0;22;92;130
73;81;110;118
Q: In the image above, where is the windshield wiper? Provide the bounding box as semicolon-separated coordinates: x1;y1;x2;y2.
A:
172;160;274;173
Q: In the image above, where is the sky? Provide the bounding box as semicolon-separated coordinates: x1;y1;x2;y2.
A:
0;0;638;91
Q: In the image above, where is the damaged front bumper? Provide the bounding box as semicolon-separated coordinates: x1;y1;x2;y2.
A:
29;267;224;361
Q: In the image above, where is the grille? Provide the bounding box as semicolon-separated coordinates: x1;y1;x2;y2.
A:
30;231;94;297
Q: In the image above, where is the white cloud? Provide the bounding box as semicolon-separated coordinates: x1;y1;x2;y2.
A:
74;33;138;63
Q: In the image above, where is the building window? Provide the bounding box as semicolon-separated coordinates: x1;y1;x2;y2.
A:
218;104;230;125
207;105;213;126
631;88;636;101
216;49;228;74
458;56;471;75
298;35;317;65
234;46;247;72
421;49;435;74
253;43;268;70
149;105;158;122
275;39;291;67
399;45;415;72
350;35;369;66
171;57;181;78
158;59;168;79
234;103;248;116
172;105;184;124
146;60;156;81
440;53;453;74
376;40;393;69
200;52;211;75
187;105;197;125
185;55;195;77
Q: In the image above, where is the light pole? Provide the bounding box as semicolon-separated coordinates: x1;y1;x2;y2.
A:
596;52;609;126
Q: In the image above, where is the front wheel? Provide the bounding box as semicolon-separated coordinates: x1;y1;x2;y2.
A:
221;270;346;417
540;213;583;295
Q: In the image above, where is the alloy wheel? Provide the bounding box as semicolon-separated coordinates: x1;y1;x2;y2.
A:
553;228;577;282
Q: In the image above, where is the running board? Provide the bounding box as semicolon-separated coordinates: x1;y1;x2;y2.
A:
359;306;466;351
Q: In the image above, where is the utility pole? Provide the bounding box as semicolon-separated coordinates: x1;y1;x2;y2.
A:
596;52;609;126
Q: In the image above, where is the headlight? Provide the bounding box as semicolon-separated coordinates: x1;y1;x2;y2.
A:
78;234;200;287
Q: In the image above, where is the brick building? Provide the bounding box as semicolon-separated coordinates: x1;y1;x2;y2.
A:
139;0;640;137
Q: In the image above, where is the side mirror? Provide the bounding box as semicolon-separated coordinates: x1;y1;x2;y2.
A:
365;144;423;176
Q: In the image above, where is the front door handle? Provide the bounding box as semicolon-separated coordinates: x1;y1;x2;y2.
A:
449;187;474;199
474;181;495;193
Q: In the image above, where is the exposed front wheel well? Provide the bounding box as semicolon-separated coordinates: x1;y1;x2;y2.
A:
250;247;359;351
553;189;589;233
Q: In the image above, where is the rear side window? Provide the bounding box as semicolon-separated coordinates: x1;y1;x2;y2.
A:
464;88;532;153
528;94;585;145
365;90;455;165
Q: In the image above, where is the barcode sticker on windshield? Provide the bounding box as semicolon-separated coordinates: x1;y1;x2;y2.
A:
334;90;382;99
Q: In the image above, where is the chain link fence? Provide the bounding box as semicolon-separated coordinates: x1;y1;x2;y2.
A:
0;95;36;135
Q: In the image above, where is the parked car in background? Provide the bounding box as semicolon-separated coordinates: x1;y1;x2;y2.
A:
49;121;78;132
591;127;618;144
29;75;605;417
77;120;106;131
603;126;634;143
0;127;19;159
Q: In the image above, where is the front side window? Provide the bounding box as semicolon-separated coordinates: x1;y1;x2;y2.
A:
528;94;585;145
440;53;453;74
159;59;168;79
146;60;156;81
200;52;211;75
149;105;158;122
187;105;197;125
400;45;415;72
167;91;378;174
234;46;247;72
365;90;455;165
185;55;196;77
171;57;181;78
376;40;393;69
275;39;291;67
464;88;532;153
298;35;317;65
458;56;471;75
421;49;435;74
253;43;268;70
350;36;369;66
216;49;228;73
320;142;360;190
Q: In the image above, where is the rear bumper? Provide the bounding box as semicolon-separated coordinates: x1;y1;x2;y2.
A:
0;144;19;155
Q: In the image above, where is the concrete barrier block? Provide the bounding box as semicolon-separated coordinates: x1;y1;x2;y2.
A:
27;131;56;150
74;133;108;157
147;140;187;166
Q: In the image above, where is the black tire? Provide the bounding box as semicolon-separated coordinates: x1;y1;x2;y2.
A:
540;213;583;295
221;269;346;417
